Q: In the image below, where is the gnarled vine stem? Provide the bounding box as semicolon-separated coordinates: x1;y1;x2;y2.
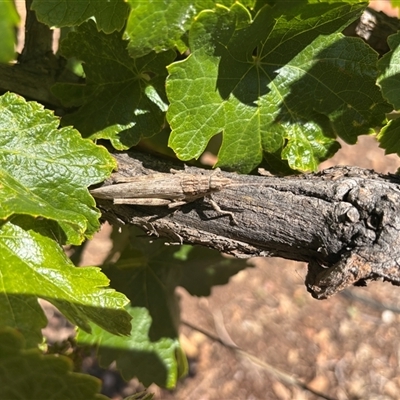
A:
92;151;400;299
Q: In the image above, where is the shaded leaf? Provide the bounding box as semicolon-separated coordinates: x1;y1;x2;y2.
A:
0;327;108;400
378;118;400;156
377;32;400;154
167;1;389;173
378;32;400;109
103;237;182;341
77;306;186;389
31;0;129;33
176;245;251;296
54;21;175;149
104;229;249;341
0;0;19;63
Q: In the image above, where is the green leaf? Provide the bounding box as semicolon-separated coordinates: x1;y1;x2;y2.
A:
176;245;251;296
0;327;108;400
77;306;186;389
31;0;130;33
0;217;132;347
167;1;390;173
54;21;175;150
125;0;249;58
378;32;400;109
0;0;19;63
377;33;400;154
390;0;400;10
125;0;260;57
92;232;248;387
0;92;115;244
103;229;248;340
103;238;181;341
124;391;154;400
126;0;199;57
378;118;400;155
0;92;131;343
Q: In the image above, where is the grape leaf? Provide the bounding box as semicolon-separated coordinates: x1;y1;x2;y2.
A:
377;33;400;155
378;33;400;110
175;245;252;296
54;20;175;150
0;92;131;345
92;232;248;387
0;92;115;244
377;118;400;156
0;291;48;349
103;229;249;341
125;0;255;58
31;0;129;33
0;327;108;400
0;0;19;63
0;169;84;228
103;238;182;341
167;1;390;173
77;306;186;389
125;0;205;57
390;0;400;11
0;217;132;347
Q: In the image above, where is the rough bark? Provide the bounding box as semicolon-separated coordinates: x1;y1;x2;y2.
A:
0;1;77;108
92;151;400;300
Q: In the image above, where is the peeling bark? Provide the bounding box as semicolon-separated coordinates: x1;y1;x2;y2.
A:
92;151;400;299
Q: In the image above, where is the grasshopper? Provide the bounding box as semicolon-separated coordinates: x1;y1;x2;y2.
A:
90;170;236;222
